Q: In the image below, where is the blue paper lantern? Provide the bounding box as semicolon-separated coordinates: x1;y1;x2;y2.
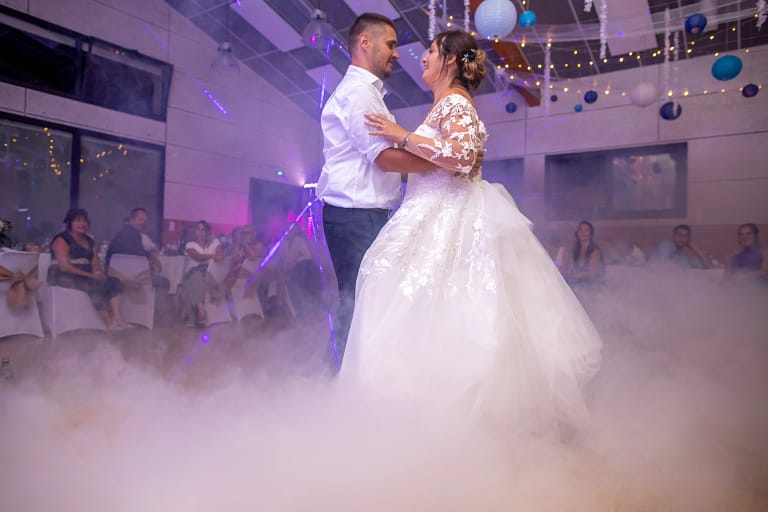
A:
574;104;583;112
474;0;518;40
505;101;518;113
550;94;558;102
742;83;759;98
659;101;682;120
711;55;743;81
684;13;707;34
519;11;536;28
584;90;598;104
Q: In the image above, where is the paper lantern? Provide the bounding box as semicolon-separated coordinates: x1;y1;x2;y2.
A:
742;83;759;98
505;101;518;113
584;90;598;104
659;101;682;120
574;104;583;112
474;0;517;40
711;55;743;81
630;82;657;107
550;94;558;102
684;13;707;34
519;10;536;28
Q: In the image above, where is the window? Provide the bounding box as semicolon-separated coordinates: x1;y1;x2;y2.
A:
0;6;172;121
545;143;687;220
0;114;164;247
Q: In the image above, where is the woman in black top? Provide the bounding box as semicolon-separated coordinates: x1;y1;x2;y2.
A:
48;208;128;329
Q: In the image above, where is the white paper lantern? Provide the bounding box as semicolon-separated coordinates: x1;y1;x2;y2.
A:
629;81;657;107
474;0;517;40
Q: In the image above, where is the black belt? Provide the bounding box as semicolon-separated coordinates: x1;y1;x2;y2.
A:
323;203;391;215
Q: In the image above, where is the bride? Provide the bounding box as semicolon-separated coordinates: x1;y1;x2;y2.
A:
341;30;602;432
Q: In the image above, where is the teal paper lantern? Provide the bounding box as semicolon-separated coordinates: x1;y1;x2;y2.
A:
711;55;743;81
574;104;583;112
519;11;536;28
474;0;518;40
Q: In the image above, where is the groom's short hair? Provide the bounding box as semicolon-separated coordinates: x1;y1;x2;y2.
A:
348;13;395;49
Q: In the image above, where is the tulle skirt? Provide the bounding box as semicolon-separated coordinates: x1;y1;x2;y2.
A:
341;177;602;432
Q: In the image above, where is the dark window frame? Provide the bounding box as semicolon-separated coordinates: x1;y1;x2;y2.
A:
545;143;688;220
0;110;165;242
0;4;173;122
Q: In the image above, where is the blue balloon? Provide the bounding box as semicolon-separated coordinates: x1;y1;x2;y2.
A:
742;83;759;98
684;13;707;34
550;94;558;102
584;90;598;104
711;55;743;81
574;104;583;112
519;11;537;28
659;101;682;120
505;101;518;113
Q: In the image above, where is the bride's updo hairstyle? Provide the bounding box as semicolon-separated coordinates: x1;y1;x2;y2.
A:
434;30;487;92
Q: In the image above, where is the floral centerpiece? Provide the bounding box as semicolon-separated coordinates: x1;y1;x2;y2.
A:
0;218;13;248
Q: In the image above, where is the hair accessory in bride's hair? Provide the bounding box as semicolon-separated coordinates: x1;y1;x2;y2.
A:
461;49;476;64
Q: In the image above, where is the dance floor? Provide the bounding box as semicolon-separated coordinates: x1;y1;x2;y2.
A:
1;268;767;511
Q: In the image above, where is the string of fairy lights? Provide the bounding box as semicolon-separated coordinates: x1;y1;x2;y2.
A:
1;127;130;183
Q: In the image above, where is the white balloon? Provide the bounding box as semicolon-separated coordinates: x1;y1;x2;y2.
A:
474;0;518;40
629;81;657;107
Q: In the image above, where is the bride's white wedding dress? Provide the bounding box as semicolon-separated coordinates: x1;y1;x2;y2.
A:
341;93;602;430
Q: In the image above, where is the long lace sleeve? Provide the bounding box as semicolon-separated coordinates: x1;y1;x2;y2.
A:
404;94;482;174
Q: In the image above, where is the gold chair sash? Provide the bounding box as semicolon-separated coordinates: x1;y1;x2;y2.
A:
0;264;41;309
108;268;152;304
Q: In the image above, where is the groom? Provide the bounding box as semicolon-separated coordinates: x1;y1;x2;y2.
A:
318;13;438;373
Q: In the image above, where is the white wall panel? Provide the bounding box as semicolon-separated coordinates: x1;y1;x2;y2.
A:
164;181;248;224
688;132;768;182
0;82;25;113
165;145;264;192
0;0;28;11
26;89;166;142
166;108;257;161
688;179;768;224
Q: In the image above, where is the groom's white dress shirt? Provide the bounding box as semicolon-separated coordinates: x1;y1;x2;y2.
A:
317;65;402;210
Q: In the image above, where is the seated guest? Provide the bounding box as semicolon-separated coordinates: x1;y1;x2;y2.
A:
48;208;128;330
563;220;605;285
649;224;712;269
106;208;168;289
180;220;224;327
726;223;768;280
232;225;267;263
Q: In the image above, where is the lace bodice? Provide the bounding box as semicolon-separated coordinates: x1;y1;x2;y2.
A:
407;93;487;179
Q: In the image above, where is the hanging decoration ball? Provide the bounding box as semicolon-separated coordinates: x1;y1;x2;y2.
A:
742;83;759;98
711;55;743;81
519;10;537;28
684;13;707;34
584;90;598;104
550;94;558;102
659;101;682;120
629;81;657;107
474;0;518;40
574;104;583;112
505;101;518;113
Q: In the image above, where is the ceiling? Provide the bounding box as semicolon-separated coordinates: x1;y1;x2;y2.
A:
165;0;768;117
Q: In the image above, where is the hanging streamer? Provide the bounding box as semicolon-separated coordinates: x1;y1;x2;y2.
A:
663;8;670;105
428;0;437;41
464;0;471;33
544;43;551;115
758;0;767;30
599;0;608;59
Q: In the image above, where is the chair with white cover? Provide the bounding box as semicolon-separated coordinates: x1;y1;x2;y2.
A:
204;256;233;326
230;258;264;321
108;254;155;329
37;252;52;298
0;250;44;339
40;268;106;339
